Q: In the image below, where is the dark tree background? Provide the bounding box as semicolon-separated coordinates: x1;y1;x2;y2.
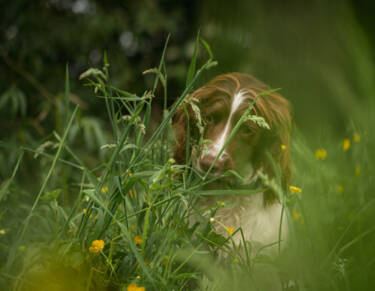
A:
1;0;374;178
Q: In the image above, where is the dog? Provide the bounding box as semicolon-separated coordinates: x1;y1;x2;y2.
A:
172;72;292;253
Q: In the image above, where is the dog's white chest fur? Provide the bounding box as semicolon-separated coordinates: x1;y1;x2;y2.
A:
201;193;288;251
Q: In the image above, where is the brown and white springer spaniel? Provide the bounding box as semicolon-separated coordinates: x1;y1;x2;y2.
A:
173;72;291;251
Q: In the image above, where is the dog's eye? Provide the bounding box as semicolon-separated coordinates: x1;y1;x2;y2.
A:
204;114;217;124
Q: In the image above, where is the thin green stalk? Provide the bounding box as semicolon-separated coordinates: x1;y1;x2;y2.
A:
0;150;24;202
5;105;79;271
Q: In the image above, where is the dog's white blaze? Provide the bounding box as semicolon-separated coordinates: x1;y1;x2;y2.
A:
210;90;246;157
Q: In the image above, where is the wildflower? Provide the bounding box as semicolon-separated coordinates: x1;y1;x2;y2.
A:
353;132;360;143
129;189;137;199
292;210;300;220
315;148;327;160
227;226;235;235
211;217;235;237
342;139;351;151
0;229;5;235
127;283;145;291
129;172;133;177
281;144;286;151
336;185;344;194
134;235;143;245
83;209;94;219
355;165;360;176
289;186;302;194
168;158;175;164
101;186;109;194
89;240;105;254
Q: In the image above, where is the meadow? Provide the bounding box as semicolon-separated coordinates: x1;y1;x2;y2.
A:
1;35;375;291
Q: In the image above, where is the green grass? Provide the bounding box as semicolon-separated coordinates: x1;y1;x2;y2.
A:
1;36;375;291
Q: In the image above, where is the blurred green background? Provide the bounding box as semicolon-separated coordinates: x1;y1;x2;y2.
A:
2;0;374;148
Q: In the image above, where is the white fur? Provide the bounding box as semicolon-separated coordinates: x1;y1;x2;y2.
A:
209;90;246;159
201;192;288;253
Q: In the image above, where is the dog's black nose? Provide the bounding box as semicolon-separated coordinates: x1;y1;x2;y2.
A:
198;152;230;175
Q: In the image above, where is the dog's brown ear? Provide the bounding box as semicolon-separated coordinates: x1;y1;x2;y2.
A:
268;125;292;189
172;101;199;165
172;104;188;165
253;91;292;204
261;126;291;205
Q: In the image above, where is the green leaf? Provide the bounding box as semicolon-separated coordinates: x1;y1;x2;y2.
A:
186;30;200;86
41;189;61;200
205;232;227;247
143;68;166;88
200;37;213;60
193;188;265;196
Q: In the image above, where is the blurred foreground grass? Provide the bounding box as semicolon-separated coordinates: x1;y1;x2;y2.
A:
0;36;375;291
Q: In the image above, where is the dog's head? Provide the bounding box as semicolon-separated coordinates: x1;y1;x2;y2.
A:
173;73;291;200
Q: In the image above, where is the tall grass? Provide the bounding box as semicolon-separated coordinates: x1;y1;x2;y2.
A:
1;35;375;291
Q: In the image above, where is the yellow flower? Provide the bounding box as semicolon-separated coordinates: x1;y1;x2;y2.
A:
134;235;143;244
342;139;351;151
130;189;137;198
281;144;286;151
353;133;360;143
89;239;105;254
293;210;300;220
337;185;344;194
210;217;235;236
101;186;109;194
83;209;94;219
129;172;133;177
0;229;5;235
227;226;235;235
315;148;327;160
289;186;302;194
355;165;360;176
127;283;145;291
